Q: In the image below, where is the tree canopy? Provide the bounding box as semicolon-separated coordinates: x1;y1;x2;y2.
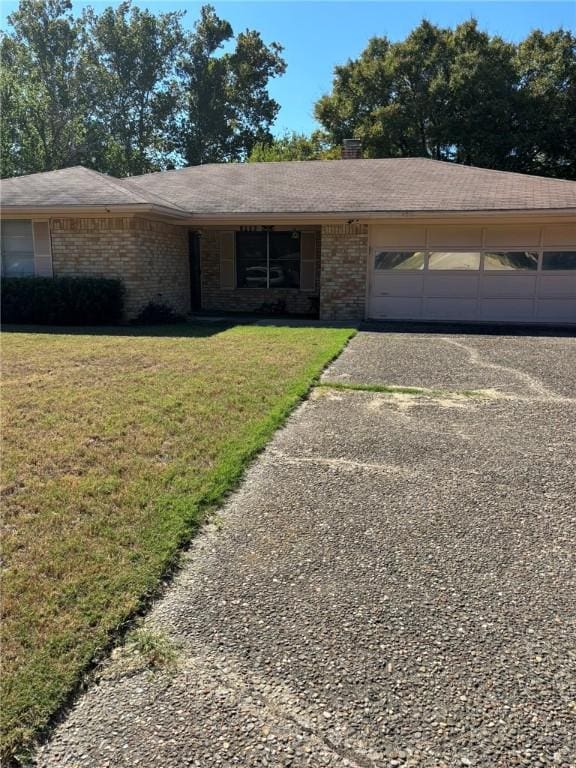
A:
248;131;340;162
1;0;286;176
314;19;576;179
2;9;575;179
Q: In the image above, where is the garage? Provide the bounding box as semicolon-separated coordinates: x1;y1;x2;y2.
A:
368;223;576;324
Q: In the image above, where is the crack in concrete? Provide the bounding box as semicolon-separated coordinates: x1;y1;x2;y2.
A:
267;450;414;478
196;652;382;768
440;337;566;401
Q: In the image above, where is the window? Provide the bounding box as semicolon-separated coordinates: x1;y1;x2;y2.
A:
236;231;301;289
374;251;425;270
1;220;34;277
428;251;481;270
483;251;538;271
542;251;576;271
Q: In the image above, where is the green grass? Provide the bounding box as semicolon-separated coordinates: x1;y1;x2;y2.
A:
318;381;487;398
0;323;354;763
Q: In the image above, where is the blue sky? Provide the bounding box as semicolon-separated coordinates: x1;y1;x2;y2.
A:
2;1;575;134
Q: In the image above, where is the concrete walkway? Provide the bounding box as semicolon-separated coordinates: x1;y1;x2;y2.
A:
38;330;576;768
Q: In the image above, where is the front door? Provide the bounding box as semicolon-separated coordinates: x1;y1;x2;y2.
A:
189;232;201;312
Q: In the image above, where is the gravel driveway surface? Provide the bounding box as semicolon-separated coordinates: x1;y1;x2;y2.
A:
37;329;576;768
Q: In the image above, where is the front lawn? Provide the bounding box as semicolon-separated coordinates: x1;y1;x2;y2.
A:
1;323;353;762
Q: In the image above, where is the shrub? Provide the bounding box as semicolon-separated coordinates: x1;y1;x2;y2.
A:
1;277;125;325
133;302;184;324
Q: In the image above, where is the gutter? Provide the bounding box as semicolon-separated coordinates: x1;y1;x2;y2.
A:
1;205;574;225
182;208;576;226
0;203;190;219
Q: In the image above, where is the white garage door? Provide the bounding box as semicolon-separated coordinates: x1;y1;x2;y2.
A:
369;249;576;324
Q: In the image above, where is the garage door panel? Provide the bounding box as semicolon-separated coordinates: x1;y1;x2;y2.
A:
427;226;482;248
425;274;479;298
371;273;425;297
484;226;541;248
371;225;427;248
480;274;537;298
368;235;575;324
479;299;535;321
536;300;576;323
537;274;576;299
369;297;423;319
422;298;478;320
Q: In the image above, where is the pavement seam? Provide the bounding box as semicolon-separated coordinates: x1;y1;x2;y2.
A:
439;337;565;401
317;381;489;399
184;650;381;768
267;450;415;477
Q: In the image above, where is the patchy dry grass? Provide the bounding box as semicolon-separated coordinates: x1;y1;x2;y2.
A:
0;323;354;762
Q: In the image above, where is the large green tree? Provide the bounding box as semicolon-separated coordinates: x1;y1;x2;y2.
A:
514;30;576;179
315;19;576;179
176;5;286;165
83;2;184;176
1;0;286;176
1;0;90;176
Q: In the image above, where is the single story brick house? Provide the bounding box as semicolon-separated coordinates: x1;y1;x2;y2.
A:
1;150;576;325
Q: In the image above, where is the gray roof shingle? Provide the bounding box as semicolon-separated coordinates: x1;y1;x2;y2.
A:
0;166;186;212
2;158;576;215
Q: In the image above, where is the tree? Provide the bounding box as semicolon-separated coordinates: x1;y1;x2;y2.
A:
83;1;184;176
514;30;576;178
248;131;339;162
447;21;517;168
1;1;287;176
176;5;286;165
1;0;89;176
315;19;576;179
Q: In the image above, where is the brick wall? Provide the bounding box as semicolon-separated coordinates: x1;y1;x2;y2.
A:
320;223;368;320
51;217;189;318
199;229;321;316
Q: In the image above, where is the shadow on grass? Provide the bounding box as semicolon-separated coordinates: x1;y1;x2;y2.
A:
361;320;576;338
0;322;232;339
2;318;360;337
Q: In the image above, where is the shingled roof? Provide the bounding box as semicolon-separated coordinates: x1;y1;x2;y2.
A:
2;159;576;216
0;166;187;214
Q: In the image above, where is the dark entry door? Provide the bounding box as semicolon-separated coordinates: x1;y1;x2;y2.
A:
188;231;201;312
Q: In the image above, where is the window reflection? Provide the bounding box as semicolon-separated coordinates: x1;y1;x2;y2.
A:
483;252;538;270
374;251;425;270
542;252;576;271
428;252;481;270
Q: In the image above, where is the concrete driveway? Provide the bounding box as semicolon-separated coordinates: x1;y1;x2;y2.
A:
38;330;576;768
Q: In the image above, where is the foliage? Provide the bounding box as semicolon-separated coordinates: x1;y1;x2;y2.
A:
82;2;185;176
315;19;576;178
0;0;91;175
2;6;575;178
125;628;179;671
248;131;340;162
1;1;286;176
1;276;125;324
133;301;184;324
0;324;354;761
176;5;286;165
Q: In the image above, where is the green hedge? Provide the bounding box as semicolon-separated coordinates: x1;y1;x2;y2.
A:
1;277;125;325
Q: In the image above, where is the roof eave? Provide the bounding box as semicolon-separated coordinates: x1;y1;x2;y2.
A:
182;207;576;225
0;203;189;219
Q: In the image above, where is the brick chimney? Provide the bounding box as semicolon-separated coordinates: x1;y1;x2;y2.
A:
341;138;362;159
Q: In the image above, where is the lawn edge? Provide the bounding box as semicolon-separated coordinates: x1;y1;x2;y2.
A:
11;326;356;767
